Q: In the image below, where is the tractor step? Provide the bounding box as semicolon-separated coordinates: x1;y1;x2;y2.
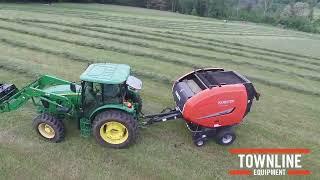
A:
0;84;18;104
80;117;91;137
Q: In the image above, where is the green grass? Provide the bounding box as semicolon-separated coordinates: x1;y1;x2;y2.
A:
0;3;319;179
315;8;320;19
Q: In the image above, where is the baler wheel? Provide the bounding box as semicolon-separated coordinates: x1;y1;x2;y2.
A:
215;127;236;145
194;139;205;147
33;113;65;142
92;110;138;149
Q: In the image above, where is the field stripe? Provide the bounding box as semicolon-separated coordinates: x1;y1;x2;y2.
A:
89;25;320;63
161;31;320;62
2;17;318;67
0;60;39;78
246;76;320;96
1;23;320;85
28;20;320;69
1;38;320;97
15;18;320;65
29;22;320;68
41;21;320;66
42;25;320;80
6;22;320;83
0;6;293;32
5;6;316;40
1;8;297;37
0;39;172;84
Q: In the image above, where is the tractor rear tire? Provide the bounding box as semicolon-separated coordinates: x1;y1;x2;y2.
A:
33;113;65;143
215;127;236;146
92;110;138;149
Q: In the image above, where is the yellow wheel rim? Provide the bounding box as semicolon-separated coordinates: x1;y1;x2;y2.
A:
100;121;129;145
38;123;55;139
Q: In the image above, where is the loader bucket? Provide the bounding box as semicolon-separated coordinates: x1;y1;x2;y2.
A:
0;84;19;104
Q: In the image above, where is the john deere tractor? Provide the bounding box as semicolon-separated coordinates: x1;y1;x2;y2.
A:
0;63;142;148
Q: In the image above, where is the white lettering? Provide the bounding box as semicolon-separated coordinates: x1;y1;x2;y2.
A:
295;155;302;168
239;154;303;170
238;154;245;168
275;155;281;168
266;155;274;168
246;155;254;168
254;155;265;168
286;155;294;168
253;169;286;176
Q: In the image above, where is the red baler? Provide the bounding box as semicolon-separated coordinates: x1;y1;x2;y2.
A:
144;68;260;146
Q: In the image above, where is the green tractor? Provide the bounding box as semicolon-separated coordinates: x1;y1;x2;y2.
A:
0;63;143;148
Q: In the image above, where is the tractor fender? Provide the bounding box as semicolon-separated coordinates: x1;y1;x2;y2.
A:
89;104;136;121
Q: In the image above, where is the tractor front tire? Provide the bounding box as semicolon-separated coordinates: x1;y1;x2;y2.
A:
33;113;65;143
215;127;236;146
92;110;138;149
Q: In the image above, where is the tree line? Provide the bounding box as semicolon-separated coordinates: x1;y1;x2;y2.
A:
2;0;320;33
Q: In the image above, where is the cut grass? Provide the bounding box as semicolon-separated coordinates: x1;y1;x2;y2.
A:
1;23;320;95
0;3;319;180
2;35;320;96
25;21;320;68
2;17;319;68
1;22;318;91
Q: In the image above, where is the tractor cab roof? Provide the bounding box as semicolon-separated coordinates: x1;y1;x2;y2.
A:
80;63;131;84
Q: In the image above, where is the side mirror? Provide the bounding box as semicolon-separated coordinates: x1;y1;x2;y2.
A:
70;83;77;93
126;76;142;90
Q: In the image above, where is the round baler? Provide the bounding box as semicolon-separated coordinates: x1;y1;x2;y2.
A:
145;68;260;147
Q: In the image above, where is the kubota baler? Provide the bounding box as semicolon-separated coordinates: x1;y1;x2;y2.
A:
144;68;260;147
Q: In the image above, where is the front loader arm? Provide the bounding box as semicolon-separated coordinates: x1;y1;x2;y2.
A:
0;75;73;113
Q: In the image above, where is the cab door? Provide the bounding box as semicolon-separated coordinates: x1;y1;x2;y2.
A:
81;82;102;115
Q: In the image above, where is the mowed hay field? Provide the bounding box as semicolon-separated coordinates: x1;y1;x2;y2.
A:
0;3;320;179
315;8;320;19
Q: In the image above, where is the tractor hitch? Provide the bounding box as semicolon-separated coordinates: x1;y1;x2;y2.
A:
142;107;182;125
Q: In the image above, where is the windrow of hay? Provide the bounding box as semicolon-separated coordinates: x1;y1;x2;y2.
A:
1;37;319;96
3;17;318;67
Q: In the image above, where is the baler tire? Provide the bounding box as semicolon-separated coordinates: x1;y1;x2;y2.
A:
33;113;65;143
92;110;138;149
194;139;205;147
215;127;236;146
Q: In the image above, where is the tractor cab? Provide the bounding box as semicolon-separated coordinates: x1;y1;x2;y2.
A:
79;63;142;117
0;63;145;148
